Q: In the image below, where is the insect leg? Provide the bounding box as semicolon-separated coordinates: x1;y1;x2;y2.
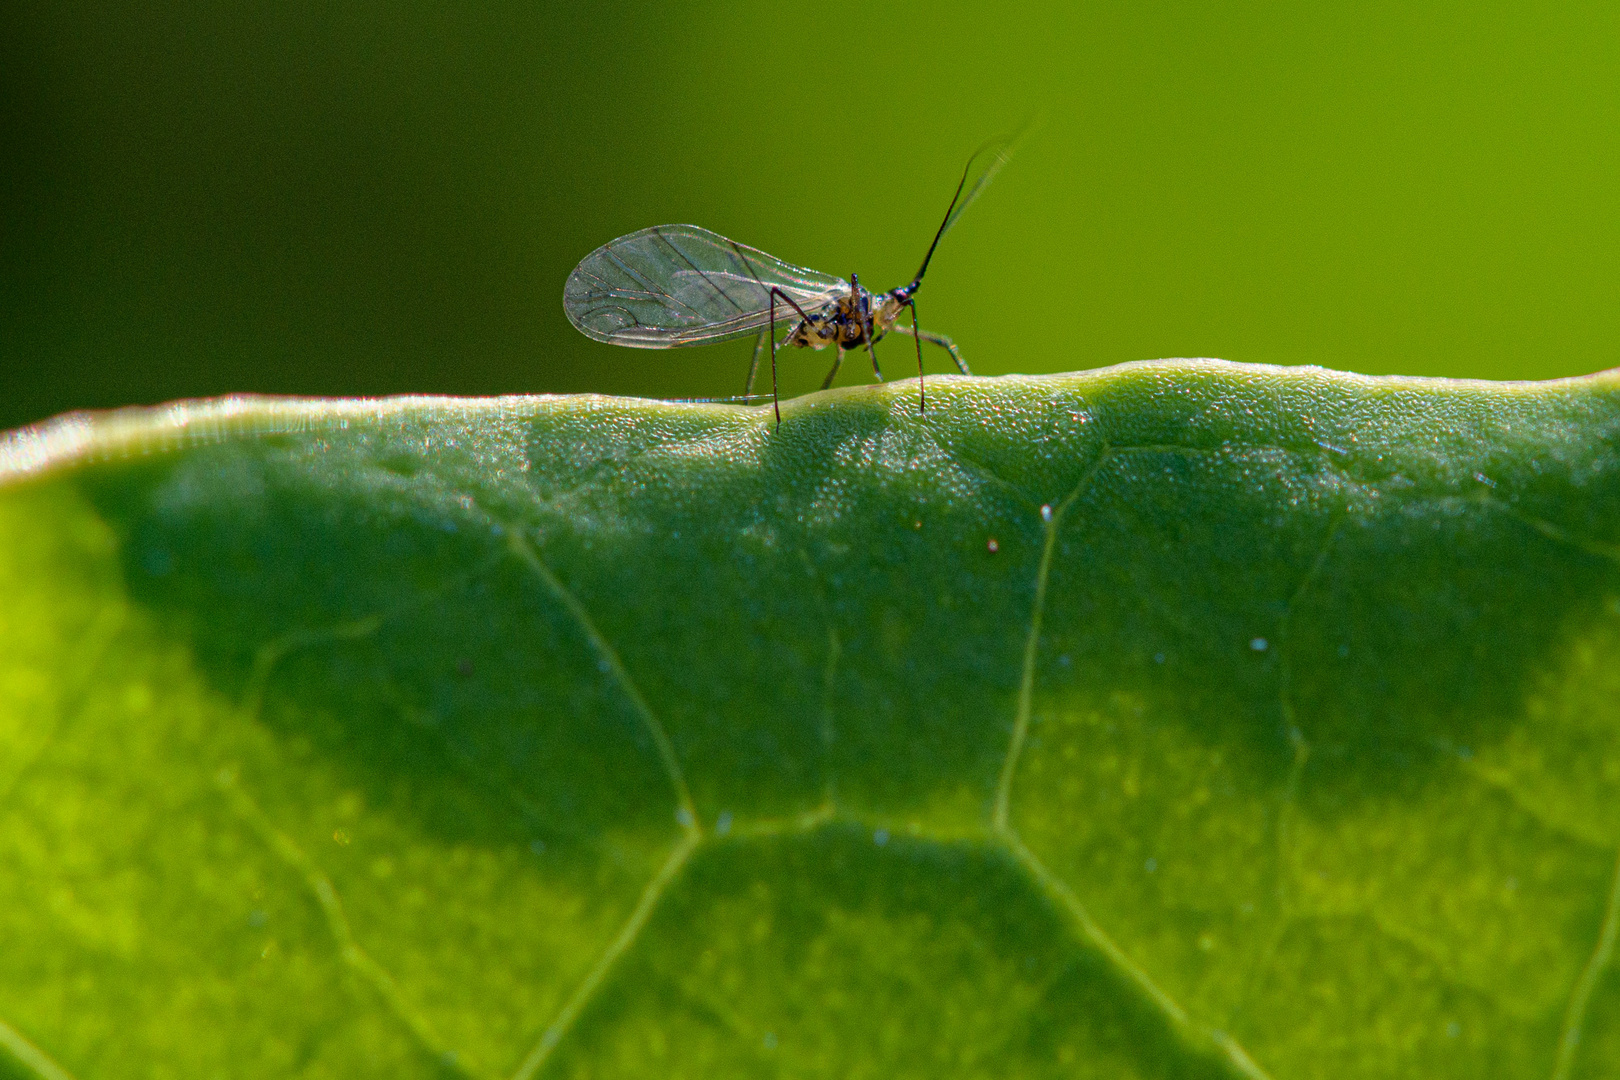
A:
820;346;845;390
906;299;926;414
865;312;883;385
769;294;781;427
893;322;971;375
744;328;767;397
767;287;819;430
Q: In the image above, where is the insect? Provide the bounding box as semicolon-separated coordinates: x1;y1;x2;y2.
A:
562;141;1015;427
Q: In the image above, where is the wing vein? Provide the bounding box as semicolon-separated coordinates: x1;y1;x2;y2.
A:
563;224;843;348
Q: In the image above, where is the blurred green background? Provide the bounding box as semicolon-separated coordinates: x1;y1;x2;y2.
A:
3;1;1618;431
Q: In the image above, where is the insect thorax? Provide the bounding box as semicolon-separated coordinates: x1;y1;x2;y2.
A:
785;286;906;351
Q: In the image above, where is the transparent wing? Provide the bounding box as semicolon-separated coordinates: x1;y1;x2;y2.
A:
563;224;847;349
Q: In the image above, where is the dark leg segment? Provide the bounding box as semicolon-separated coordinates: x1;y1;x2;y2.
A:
865;315;883;384
821;347;845;390
767;286;818;430
768;299;780;427
908;299;926;414
894;323;970;374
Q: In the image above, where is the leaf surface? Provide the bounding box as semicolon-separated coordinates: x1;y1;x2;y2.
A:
3;361;1620;1079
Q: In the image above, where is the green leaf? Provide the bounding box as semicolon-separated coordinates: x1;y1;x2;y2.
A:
3;361;1620;1079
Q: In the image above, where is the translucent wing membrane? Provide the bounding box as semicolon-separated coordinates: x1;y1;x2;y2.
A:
563;224;848;349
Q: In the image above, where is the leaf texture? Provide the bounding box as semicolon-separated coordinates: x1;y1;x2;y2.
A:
2;361;1619;1079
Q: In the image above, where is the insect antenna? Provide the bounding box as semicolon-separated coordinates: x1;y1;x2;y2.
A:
910;161;973;290
907;137;1019;290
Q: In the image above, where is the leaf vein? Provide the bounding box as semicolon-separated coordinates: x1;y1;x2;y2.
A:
510;831;701;1080
0;600;126;812
0;1016;77;1080
798;548;842;809
506;530;700;834
1001;832;1275;1080
1475;496;1620;565
214;768;472;1076
988;439;1281;1079
1238;515;1342;1010
1459;759;1611;851
992;446;1111;832
1552;845;1620;1080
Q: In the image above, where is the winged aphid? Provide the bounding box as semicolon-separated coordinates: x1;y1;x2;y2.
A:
563;141;1016;427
